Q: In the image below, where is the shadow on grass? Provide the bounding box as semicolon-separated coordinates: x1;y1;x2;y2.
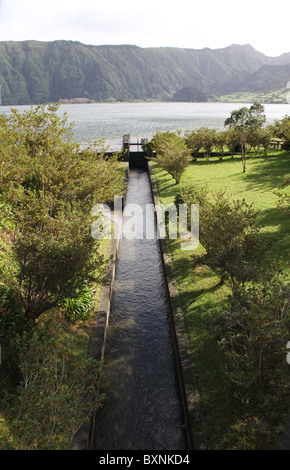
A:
160;180;177;192
189;155;241;166
183;282;225;303
188;151;289;190
256;207;290;261
171;257;230;317
258;206;289;227
243;151;289;192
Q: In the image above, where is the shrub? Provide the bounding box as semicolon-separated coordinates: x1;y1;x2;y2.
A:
207;278;290;448
2;313;103;450
197;191;268;287
0;104;124;322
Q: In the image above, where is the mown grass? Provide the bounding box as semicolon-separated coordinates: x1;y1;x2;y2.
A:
151;149;290;449
153;149;289;260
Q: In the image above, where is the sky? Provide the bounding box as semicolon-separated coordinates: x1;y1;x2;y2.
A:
0;0;289;57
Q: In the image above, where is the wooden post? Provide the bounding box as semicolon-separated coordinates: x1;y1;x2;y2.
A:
122;134;131;160
141;138;150;156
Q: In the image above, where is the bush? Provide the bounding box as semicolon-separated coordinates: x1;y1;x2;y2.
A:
207;278;290;448
275;176;290;217
0;104;124;322
190;191;268;287
1;313;103;450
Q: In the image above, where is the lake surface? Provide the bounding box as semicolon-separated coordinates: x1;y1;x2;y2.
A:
1;102;289;151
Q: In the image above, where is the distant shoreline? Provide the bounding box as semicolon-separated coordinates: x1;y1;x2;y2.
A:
58;97;289;105
1;99;289;108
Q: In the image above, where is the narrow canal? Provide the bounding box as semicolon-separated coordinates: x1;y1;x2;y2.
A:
92;168;187;450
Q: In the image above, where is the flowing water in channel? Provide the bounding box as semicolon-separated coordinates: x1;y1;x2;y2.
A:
92;168;187;450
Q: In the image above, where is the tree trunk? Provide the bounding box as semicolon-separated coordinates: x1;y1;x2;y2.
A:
241;143;246;172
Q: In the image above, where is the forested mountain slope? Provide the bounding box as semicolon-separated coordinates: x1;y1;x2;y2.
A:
0;40;289;105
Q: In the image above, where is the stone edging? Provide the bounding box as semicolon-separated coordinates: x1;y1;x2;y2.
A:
147;161;199;451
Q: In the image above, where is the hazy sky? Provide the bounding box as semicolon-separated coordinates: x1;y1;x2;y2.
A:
0;0;289;56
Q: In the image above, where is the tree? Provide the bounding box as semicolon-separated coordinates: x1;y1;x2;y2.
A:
224;103;266;172
247;128;262;156
199;127;217;160
151;131;191;184
0;104;125;322
185;129;203;160
185;127;218;160
225;127;241;158
197;191;267;288
249;102;266;123
12;194;102;322
258;126;274;156
215;130;227;160
273;115;290;149
225;107;250;172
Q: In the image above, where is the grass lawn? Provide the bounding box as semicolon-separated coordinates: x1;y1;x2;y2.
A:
151;149;290;449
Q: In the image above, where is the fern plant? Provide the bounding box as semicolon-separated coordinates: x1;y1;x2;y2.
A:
62;286;95;323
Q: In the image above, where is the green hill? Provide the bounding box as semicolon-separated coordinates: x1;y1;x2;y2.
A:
239;63;290;93
0;40;289;105
172;86;208;102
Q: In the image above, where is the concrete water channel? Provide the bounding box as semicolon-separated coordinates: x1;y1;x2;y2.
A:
91;166;188;450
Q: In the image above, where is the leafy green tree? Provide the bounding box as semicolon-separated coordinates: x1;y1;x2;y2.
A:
225;127;241;158
249;102;267;123
247;128;262;156
151;131;191;184
12;193;102;322
225;107;249;171
224;103;266;172
273;115;290;149
258;125;274;155
197;191;267;288
185;129;203;160
185;127;218;160
215;130;227;159
0;104;124;322
199;127;217;160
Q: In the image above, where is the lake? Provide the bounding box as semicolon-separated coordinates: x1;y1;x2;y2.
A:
1;102;290;151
